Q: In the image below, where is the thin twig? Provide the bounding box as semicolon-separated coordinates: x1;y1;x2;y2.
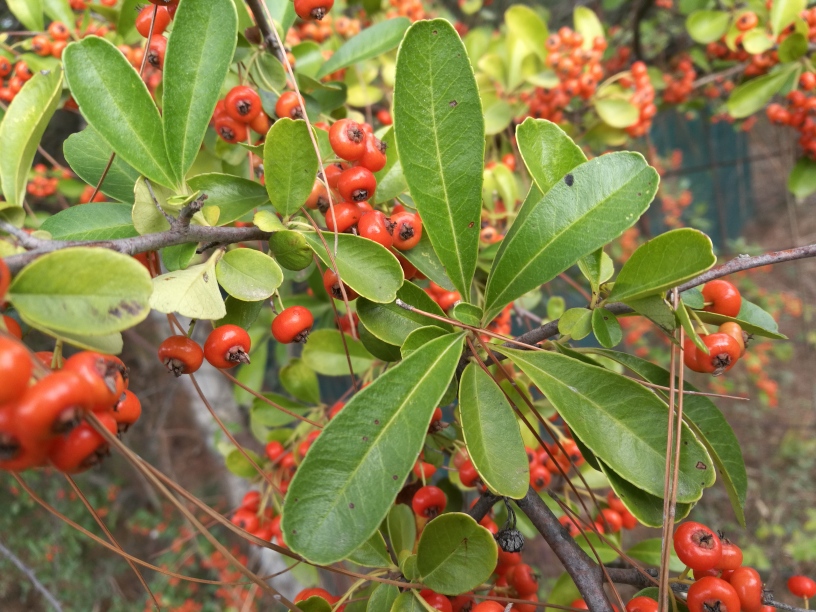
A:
0;539;64;612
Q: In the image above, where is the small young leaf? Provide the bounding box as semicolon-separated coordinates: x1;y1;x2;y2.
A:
186;173;270;226
685;10;731;43
367;584;399;611
40;204;138;241
788;157;816;199
416;513;497;595
346;531;392;568
573;6;604;49
280;357;320;404
302;329;376;376
770;0;805;36
215;248;283;301
63;127;141;204
281;333;465;564
459;363;529;498
149;251;226;320
592;308;622;348
317;18;410;78
516;118;586;198
594;98;640;128
505;5;549;61
558;308;592;340
7;0;44;31
387;503;417;557
263;119;319;216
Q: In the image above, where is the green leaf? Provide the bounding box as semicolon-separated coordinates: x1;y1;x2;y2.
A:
771;0;805;36
686;10;731;43
459;363;529;498
626;538;686;573
676;299;707;353
394;19;484;298
609;229;716;303
251;392;308;429
416;513;497;595
599;460;692;527
368;584;400;612
497;348;716;503
373;127;408;204
359;323;402;362
131;177;176;235
778;33;808;62
484;152;658;322
505;5;548;61
626;295;677;333
40;204;138;241
265;0;296;35
387;503;417;557
117;0;143;42
280;357;320;404
347;531;392;568
225;448;263;478
592;308;622;348
516;118;587;198
149;251;226;320
187;173;270;225
8;248;152;336
788;157;816;199
37;326;124;355
391;592;433;612
357;281;453;346
215;248;282;301
0;68;62;208
217;297;264;330
302;329;376;376
575;532;619;564
163;0;237;181
294;597;332;612
7;0;44;31
594;349;747;526
399;232;455;292
693;298;786;339
558;308;592;340
595;98;640;128
281;332;465;564
547;572;582;606
578;249;614;292
451;302;482;327
742;31;775;55
63;37;176;188
317;18;410;78
63;127;141;204
727;67;795;119
263;119;319;216
573;6;604;49
401;326;449;359
301;232;404;304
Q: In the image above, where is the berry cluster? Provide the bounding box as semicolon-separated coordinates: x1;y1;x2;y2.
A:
684;280;749;376
213;85;269;144
425;281;462;313
158;324;252;377
766;78;816;159
386;0;428;22
620;61;657;138
230;490;282;549
26;164;66;199
661;57;696;105
0;59;33;105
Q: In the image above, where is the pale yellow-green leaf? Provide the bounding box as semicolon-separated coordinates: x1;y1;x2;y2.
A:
149;251;226;319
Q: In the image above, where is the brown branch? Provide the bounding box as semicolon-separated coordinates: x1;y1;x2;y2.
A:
245;0;285;62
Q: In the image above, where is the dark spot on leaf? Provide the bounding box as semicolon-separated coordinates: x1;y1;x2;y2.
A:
449;100;457;107
109;307;121;318
292;530;297;534
349;503;355;509
638;192;642;197
696;461;707;470
432;30;437;35
374;419;380;425
203;272;209;283
684;441;688;446
362;436;368;442
564;174;574;187
468;222;474;228
393;475;398;480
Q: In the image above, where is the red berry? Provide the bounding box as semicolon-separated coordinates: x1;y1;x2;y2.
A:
158;335;204;376
736;12;758;31
63;352;127;408
702;279;742;318
695;333;741;375
15;371;95;440
265;441;285;462
31;35;52;57
204;325;251;369
718;322;747;357
0;406;48;471
271;306;314;344
293;0;334;20
0;336;32;405
322;269;359;301
329;119;366;161
597;508;623;533
507;563;538;597
376;109;393;125
459;459;480;487
472;603;505;612
673;522;723;572
626;596;658;612
324;202;361;233
146;35;167;70
215;115;248;144
323;161;347;189
135;5;172;37
305;178;330;211
274;91;304;120
390;211;422;250
294;588;337;605
249;112;270;135
3;315;22;339
113;390;142;433
683;338;704;372
48;414;117;474
226;86;263;123
337;166;376;202
358;134;387;172
788;575;816;599
716;535;743;571
420;589;452;612
529;464;552;491
412;485;447;519
357;211;394;248
48;21;70;41
686;577;740;612
730;567;763;611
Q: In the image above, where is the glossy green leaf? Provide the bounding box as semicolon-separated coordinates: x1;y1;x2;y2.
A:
251;392;309;429
451;302;482;327
594;349;747;526
368;584;400;612
685;10;731;43
117;0;143;42
347;531;392;568
727;67;795;118
253;210;286;232
280;357;320;404
626;295;677;333
484;152;658;322
516;118;587;199
36;326;124;355
302;329;376;376
459;363;529;498
357;281;453;346
7;0;44;31
149;251;226;320
217;297;264;330
505;5;548;61
578;249;614;292
318;18;410;78
592;307;622;348
214;249;282;301
771;0;805;36
43;0;72;26
161;243;197;272
373;128;408;204
263;119;319;216
40;204;138;241
391;592;433;612
359;323;402;362
163;0;236;182
416;513;497;595
8;248;152;336
609;229;716;303
676;299;707;353
595;98;640;128
63;37;176;188
558;308;592;340
742;30;775;55
0;68;62;208
788;157;816;199
131;177;176;235
497;348;715;503
401;326;449;359
574;6;604;49
693;298;786;339
63;127;140;204
779;33;808;62
547;572;582;606
296;597;332;612
626;538;686;573
302;231;403;304
387;503;417;557
281;333;465;564
187;173;270;225
599;460;692;527
265;0;296;35
225;448;263;478
399;232;455;292
394;19;484;297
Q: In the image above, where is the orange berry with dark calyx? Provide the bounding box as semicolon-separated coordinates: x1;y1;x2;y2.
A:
63;352;128;408
136;5;172;37
695;333;741;376
529;464;551;491
294;0;334;20
391;211;422;250
271;306;314;344
0;336;32;405
687;577;740;612
305;178;329;211
48;413;118;474
48;21;70;41
31;35;52;57
718;322;747;357
146;35;167;70
702;279;742;317
158;335;204;376
274;90;304;120
0;57;11;78
204;325;252;369
329;119;366;161
0;406;48;472
358;134;387;172
736;11;758;31
15;371;96;440
626;596;658;612
322;268;359;301
358;210;394;248
673;521;722;571
215;115;248;144
226;86;263;123
337;166;376;202
324;202;360;233
113;390;142;433
249;112;270;135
